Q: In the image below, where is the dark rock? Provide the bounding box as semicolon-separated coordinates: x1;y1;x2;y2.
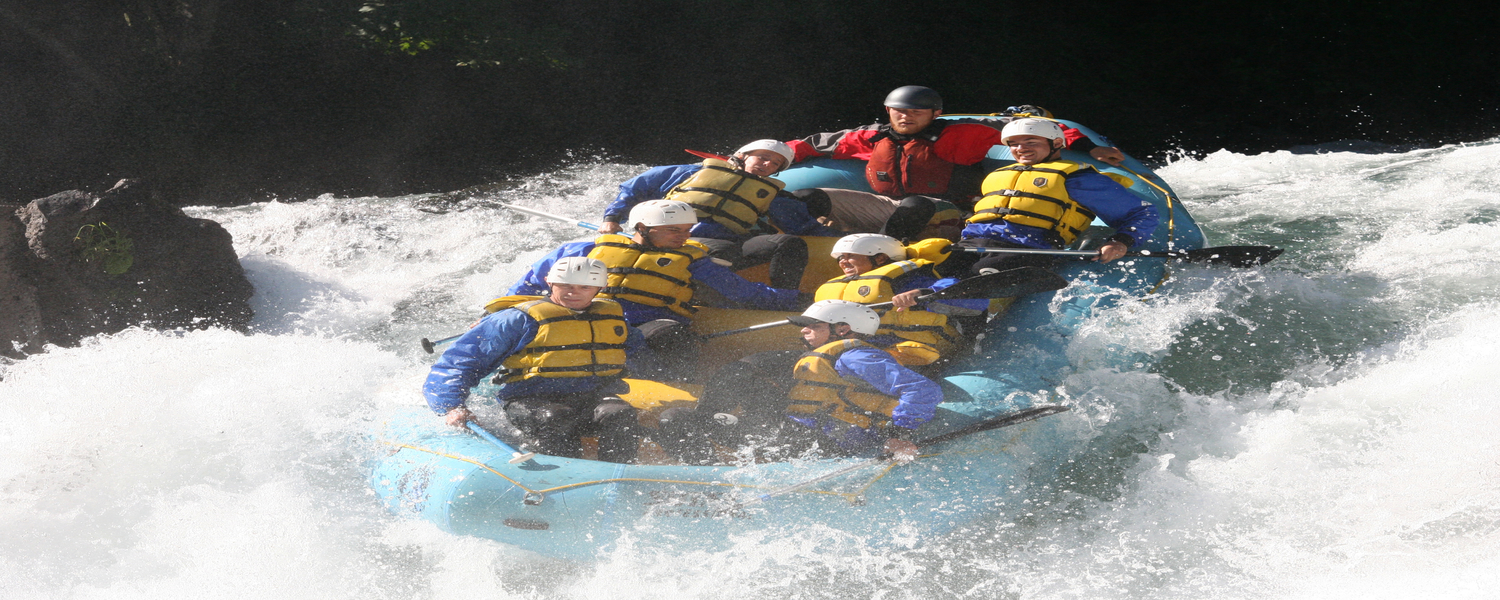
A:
2;180;254;358
0;206;45;357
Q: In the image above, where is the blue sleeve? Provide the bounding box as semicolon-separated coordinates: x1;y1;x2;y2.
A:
602;164;701;222
765;194;841;237
836;347;943;429
687;258;803;310
894;272;988;312
1066;172;1159;247
421;310;537;414
505;241;597;296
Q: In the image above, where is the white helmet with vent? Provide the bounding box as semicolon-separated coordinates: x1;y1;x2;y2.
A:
545;257;608;287
830;233;905;261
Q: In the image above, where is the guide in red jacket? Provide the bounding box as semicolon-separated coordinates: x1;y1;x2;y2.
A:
784;86;1125;242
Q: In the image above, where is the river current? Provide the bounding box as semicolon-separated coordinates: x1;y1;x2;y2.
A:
3;142;1499;598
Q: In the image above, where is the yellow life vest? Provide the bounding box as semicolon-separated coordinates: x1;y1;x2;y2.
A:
786;339;901;429
586;234;708;318
968;160;1099;246
813;259;961;355
494;298;629;384
664;158;786;236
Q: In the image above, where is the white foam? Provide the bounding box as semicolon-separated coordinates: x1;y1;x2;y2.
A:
8;147;1500;598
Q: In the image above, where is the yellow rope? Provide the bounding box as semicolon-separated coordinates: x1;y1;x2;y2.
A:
1116;164;1180;294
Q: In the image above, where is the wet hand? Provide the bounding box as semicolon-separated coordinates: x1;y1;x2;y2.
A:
891;289;921;311
1090;146;1126;166
1096;241;1128;263
444;407;474;428
884;438;919;464
598;221;623;234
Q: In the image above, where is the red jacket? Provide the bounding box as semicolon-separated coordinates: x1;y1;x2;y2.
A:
786;119;1095;199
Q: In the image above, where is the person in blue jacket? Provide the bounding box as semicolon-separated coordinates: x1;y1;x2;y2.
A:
597;140;839;289
423;257;644;463
507;200;807;326
657;300;940;464
814;233;989;368
937;117;1160;277
508;199;808;380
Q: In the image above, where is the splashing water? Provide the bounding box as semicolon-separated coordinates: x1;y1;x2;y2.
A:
4;143;1499;599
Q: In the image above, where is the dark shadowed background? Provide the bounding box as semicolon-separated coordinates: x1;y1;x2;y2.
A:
2;1;1496;204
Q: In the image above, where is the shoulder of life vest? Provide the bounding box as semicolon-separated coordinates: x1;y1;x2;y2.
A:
497;298;628;383
662;158;786;236
881;340;942;367
1102;171;1135;187
904;238;954;265
484;294;546;314
785;339;902;429
587;235;705;318
812;260;960;355
968;160;1099;245
815;259;930;304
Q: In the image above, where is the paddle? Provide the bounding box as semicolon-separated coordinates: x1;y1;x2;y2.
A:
740;404;1071;506
703;266;1069;339
962;245;1283;268
421;334;463;354
490;201;600;231
466;421;539;464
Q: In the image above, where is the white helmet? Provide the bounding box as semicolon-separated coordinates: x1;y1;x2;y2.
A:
627;199;698;230
1000;118;1064;144
734;139;794;172
830;233;905;261
788;299;881;336
545;257;608;287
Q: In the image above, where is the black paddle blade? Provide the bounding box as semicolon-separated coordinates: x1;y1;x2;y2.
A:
1152;246;1283;267
420;338;436;354
936;267;1070;300
914;404;1070;448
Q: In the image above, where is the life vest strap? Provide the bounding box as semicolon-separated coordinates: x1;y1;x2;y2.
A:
533;312;626;326
1001;165;1075;177
515;342;629;354
675;193;758;230
877;323;961;344
595;240;701;262
601;286;699;313
607;266;692;288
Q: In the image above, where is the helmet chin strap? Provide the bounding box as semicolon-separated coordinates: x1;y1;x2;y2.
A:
1046;139;1066;161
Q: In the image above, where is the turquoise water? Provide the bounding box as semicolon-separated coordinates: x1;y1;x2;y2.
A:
3;142;1499;598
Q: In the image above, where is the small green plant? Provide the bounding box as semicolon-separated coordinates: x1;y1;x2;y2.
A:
74;222;135;275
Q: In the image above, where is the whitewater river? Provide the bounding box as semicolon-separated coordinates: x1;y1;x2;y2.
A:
3;142;1499;598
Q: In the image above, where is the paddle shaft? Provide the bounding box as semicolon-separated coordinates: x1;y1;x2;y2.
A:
421;334;463;354
703;267;1067;340
960;244;1282;266
701;294;925;340
742;404;1071;505
494;202;600;231
467;421;522;454
421;202;597;353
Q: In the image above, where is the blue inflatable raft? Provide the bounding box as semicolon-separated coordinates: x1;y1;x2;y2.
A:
370;118;1209;561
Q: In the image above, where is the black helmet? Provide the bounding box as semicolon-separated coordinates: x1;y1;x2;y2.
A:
883;86;943;111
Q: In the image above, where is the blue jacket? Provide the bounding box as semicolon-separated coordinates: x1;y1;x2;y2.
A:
421;304;641;414
961;169;1159;248
787;343;944;447
506;239;804;325
602;164;839;239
